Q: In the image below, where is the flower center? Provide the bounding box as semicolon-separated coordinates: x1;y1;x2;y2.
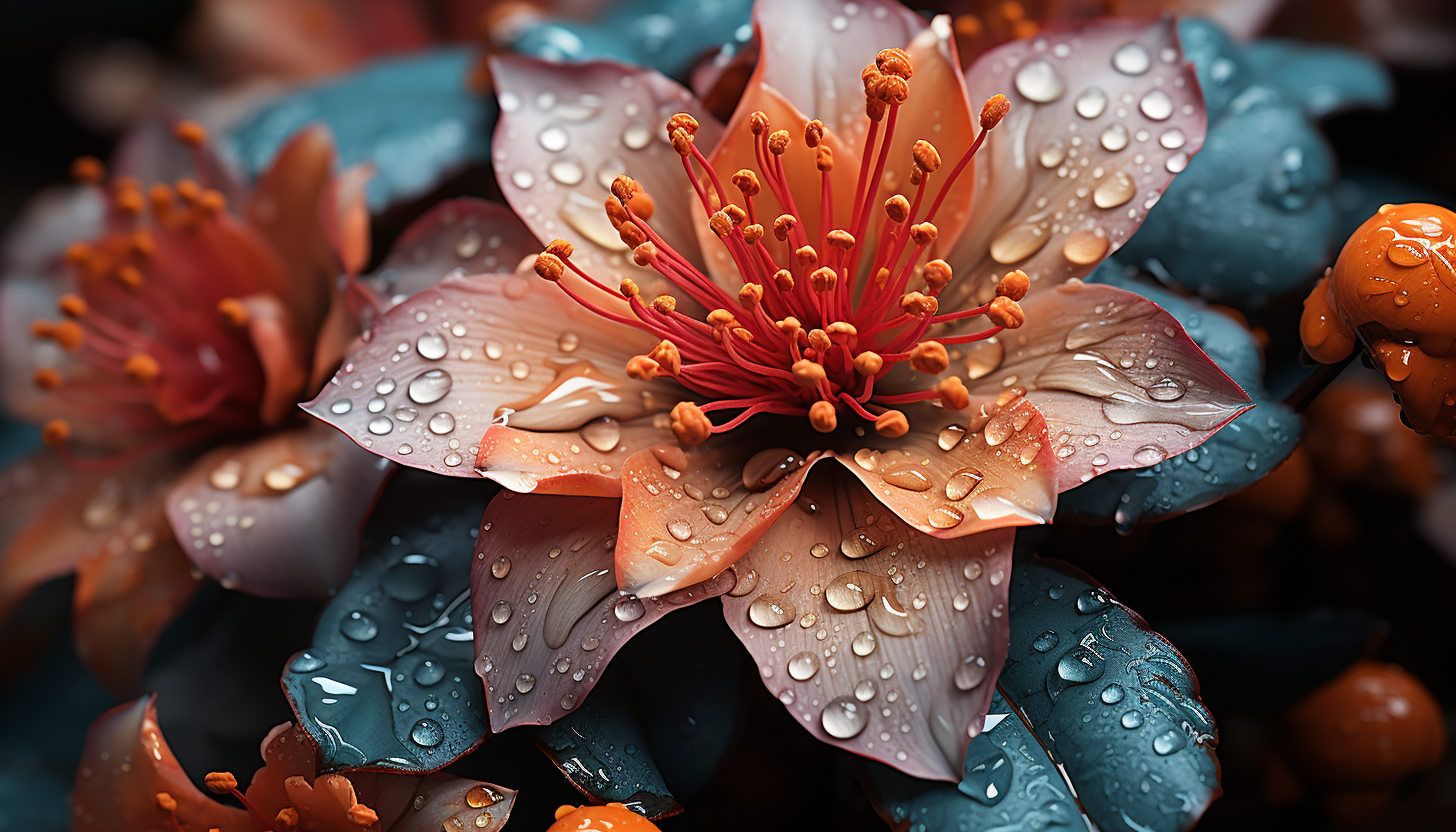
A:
533;49;1028;446
31;123;286;464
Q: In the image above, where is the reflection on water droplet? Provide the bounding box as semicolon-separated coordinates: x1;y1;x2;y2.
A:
340;611;379;641
516;673;536;693
1139;90;1173;121
557;332;580;352
538;126;569;152
881;463;932;492
954;655;988;690
821;696;868;738
408;370;453;404
291;652;325;673
1166;152;1188;173
825;571;875;611
852;631;877;656
965;338;1004;380
1159;128;1186;149
1075;87;1108;119
788;651;820;680
368;416;394;435
729;567;759;597
510;169;534;189
491;556;511;579
840;526;886;559
414;661;445;686
937;424;966;451
990;222;1050;264
1038;139;1067;168
329;399;353;415
491;601;512;624
416;332;448;360
1132;444;1167;465
1101;683;1126;704
1153;728;1186;755
1015;60;1065;103
1093;171;1136;208
855;679;877;701
1099;124;1130;153
928;505;965;529
614;596;645;622
428;412;456;435
748;593;796;628
1031;630;1059;652
666;518;693;541
209;460;243;490
509;361;529;380
580;417;621;452
1063;230;1109;265
1122;709;1144;729
1112;43;1151;75
455;230;481;259
548;159;584;185
853;448;881;471
622;124;651;150
410;718;444;747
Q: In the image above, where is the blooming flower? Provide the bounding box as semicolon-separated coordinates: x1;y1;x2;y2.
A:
304;0;1249;781
0;122;387;693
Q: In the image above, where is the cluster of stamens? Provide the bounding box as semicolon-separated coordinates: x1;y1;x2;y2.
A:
534;48;1027;446
29;122;278;464
153;769;379;832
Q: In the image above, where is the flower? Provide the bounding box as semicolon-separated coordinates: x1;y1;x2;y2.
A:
71;694;516;832
304;0;1249;781
0;121;388;693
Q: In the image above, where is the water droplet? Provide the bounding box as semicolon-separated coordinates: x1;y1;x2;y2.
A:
510;169;534;189
548;159;584;185
491;601;512;624
936;425;966;451
1063;230;1109;265
990;222;1050;263
729;567;759;597
666;518;693;541
852;631;877;656
422;411;456;436
1101;683;1126;704
1015;60;1065;103
614;596;645;622
1056;647;1105;685
742;448;804;490
509;361;529;380
1074;87;1108;119
622;124;651;150
748;593;796;628
840;526;886;559
1112;43;1151;75
557;332;580;352
853;448;881;471
1075;588;1110;614
209;460;243;490
1139;90;1173;121
1031;630;1060;652
821;696;869;738
1389;242;1429;267
408;369;453;404
1165;151;1188;173
329;398;353;415
538;126;569;152
854;679;877;701
465;786;499;809
1147;376;1187;401
290;652;325;673
1093;171;1136;208
1132;444;1167;465
485;341;504;360
416;333;448;360
1153;728;1186;755
580;417;621;452
1159;128;1186;149
1099;124;1130;152
1038;139;1067;168
928;505;965;529
1122;709;1144;729
340;611;379;642
954;655;988;690
414;661;445;686
825;571;875;611
410;718;444;748
455;229;481;259
491;556;511;579
788;651;820;680
515;673;536;693
368;416;394;435
881;463;932;492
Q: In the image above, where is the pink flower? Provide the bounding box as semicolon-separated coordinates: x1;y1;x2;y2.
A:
306;0;1248;781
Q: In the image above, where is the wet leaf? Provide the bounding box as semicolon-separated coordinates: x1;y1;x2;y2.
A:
281;469;496;773
226;49;491;212
1057;265;1302;529
502;0;754;76
866;555;1220;832
1241;39;1392;119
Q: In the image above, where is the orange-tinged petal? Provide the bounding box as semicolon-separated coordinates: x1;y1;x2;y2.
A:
235;293;310;428
615;438;825;597
830;394;1057;536
471;492;733;732
163;421;390;598
0;453;104;627
474;414;673;497
73;499;203;695
322;161;374;278
724;465;1013;781
249;124;339;333
302;273;659;477
490;55;723;299
943;18;1207;307
950;280;1252;491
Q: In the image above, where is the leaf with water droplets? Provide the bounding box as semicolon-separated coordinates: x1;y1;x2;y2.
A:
473;491;732;733
303;273;660;477
357;198;543;316
831;396;1058;537
490;55;723;299
943;18;1206;307
724;465;1013;781
865;555;1220;832
616;438;823;597
164;422;390;597
280;470;494;773
502;0;753;76
950;281;1252;492
475;414;672;498
1058;267;1301;529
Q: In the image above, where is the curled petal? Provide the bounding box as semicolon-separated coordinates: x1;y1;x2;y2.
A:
954;281;1252;492
248;124;340;334
474;414;673;497
724;466;1014;781
472;492;732;733
832;395;1057;537
943;18;1207;306
615;438;824;597
321;161;374;278
0;452;105;626
303;273;660;476
164;422;390;597
236;293;311;427
491;55;724;295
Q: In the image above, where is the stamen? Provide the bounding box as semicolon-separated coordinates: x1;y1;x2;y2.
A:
205;771;269;832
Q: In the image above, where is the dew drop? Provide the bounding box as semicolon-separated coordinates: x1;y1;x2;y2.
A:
329;399;353;415
1112;42;1151;75
1099;124;1130;153
825;571;875;612
491;601;512;624
416;333;448;360
666;518;693;541
209;460;243;490
414;661;446;686
1153;728;1186;755
788;651;820;680
854;679;877;701
881;463;932;492
954;655;988;691
515;673;536;693
1031;630;1060;652
1015;60;1065;103
410;718;444;748
368;416;394;435
852;631;877;656
1038;139;1067;168
408;369;453;404
1139;90;1173;121
614;596;645;622
1122;709;1144;729
581;417;622;452
538;126;569;152
491;556;511;579
853;448;881;471
1132;444;1168;465
548;159;584;185
428;412;456;435
990;222;1050;264
937;424;966;451
1147;376;1187;401
622;124;651;150
290;652;325;673
1101;683;1126;704
1093;171;1136;208
510;169;535;189
1074;87;1108;119
748;593;796;628
1165;152;1189;173
1062;230;1109;265
821;696;869;739
1159;128;1186;149
340;611;379;642
928;505;965;529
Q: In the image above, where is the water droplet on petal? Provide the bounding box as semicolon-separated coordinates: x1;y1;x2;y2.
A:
1132;444;1168;465
1014;60;1065;103
1093;171;1136;208
748;593;796;628
491;556;511;579
410;718;444;747
1153;728;1186;755
1031;630;1060;652
1063;230;1109;265
1101;683;1126;704
821;696;869;738
825;571;875;611
538;126;569;152
408;370;453;404
1139;90;1173;121
1112;43;1151;75
788;651;820;680
1099;124;1130;152
548;159;584;185
209;460;243;490
368;416;394;435
1122;710;1145;729
881;463;932;492
491;601;512;624
1038;139;1067;168
515;673;536;693
340;611;379;641
1159;128;1186;149
622;124;651;150
416;333;448;360
614;596;645;622
1074;87;1108;118
581;417;621;452
990;222;1050;264
954;655;988;690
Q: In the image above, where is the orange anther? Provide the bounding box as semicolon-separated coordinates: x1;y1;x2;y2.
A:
666;113;699;136
804;119;825;148
773;269;795;292
130;231;155;258
875;47;914;79
626;355;662;380
738;283;763;310
620;278;640;297
884;195;910;224
706;309;739;329
795;245;818;268
52;321;85;351
816;145;834;172
534;253;566;282
875;75;909;105
275;807;300;831
767;130;791;155
773;214;798;242
708;211;733;238
731;169;761;196
173;120;208;147
670;127;695;156
901;292;939;317
996;269;1029;301
58;294;87;318
909;340;949;374
63;241;92;266
809;400;838;433
807;328;832;353
116;264;144;291
862;64;882;92
217;298;248;327
671;401;712;446
749;110;770;135
155;792;178;813
71;156;105;184
42;419;72;447
546;239;574;259
148;183;174;217
199;189;227;215
981;95;1011;130
618;221;648;248
652;295;678;314
911;222;938;246
938;376;971;410
632;242;658;267
125;353;162;385
742;223;765;245
175;179;201;203
809;266;837;293
723;204;747;225
827;229;855;250
987;296;1025;329
626;189;655;220
203;772;237;794
854;351;884;376
792;359;827;389
649;340;682;375
923;259;953;291
605;198;629;229
346;804;378;827
913;140;941;173
610;175;640;204
115;187;145;215
875;410;909;438
33;368;62;389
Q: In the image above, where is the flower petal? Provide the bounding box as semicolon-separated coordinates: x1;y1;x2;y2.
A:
302;272;659;476
615;437;824;597
72;695;248;832
490;55;724;292
0;452;103;624
164;422;391;598
960;280;1252;492
943;18;1207;306
248;124;340;333
73;498;204;696
723;465;1014;781
474;414;672;497
832;394;1058;537
472;491;733;733
357;198;541;317
280;469;493;773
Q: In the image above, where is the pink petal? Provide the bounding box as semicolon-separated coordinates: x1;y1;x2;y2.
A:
616;438;826;597
248;125;341;332
746;0;926;143
355;772;517;832
723;465;1013;782
942;18;1207;307
357;198;541;319
163;422;390;597
322;161;374;278
302;272;660;476
474;414;673;497
490;55;724;295
73;498;204;695
237;293;311;428
831;394;1058;536
72;695;249;832
471;491;733;732
0;453;106;624
964;280;1252;491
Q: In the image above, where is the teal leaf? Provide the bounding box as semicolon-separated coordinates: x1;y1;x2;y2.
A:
1242;40;1393;119
280;470;494;773
504;0;754;77
866;556;1220;832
